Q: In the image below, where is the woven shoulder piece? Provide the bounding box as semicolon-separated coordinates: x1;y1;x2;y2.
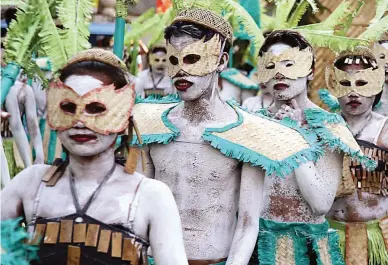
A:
64;49;127;71
131;100;180;146
220;68;259;90
203;102;323;178
304;108;376;171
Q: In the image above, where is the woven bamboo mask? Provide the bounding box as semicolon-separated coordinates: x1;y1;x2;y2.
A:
167;35;222;77
373;43;388;67
149;53;167;68
257;47;313;83
47;81;135;135
326;66;384;98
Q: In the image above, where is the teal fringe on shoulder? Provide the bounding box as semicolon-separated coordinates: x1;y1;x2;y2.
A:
132;104;180;146
220;68;259;90
135;94;181;104
304;108;377;171
318;89;341;112
203;101;323;178
1;218;38;265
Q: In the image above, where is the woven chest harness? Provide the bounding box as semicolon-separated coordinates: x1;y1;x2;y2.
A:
29;159;150;265
349;140;388;199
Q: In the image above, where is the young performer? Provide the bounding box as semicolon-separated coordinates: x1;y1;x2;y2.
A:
253;30;374;265
373;32;388;116
325;47;388;265
134;45;175;98
1;49;188;265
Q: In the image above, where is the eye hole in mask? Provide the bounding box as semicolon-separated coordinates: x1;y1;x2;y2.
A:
85;102;107;115
155;58;160;62
380;53;386;59
169;56;179;65
340;80;351;86
162;59;167;62
356;80;368;87
60;101;77;114
283;60;295;67
183;54;201;65
265;62;275;69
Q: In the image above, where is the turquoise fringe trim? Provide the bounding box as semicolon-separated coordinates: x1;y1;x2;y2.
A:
47;130;57;165
132;104;180;146
1;218;38;265
374;100;382;110
220;68;259;90
304;108;377;171
318;89;341;112
257;230;277;265
135;94;181;104
203;101;323;178
328;231;346;265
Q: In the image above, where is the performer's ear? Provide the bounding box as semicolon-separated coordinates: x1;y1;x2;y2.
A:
308;68;314;81
217;52;229;72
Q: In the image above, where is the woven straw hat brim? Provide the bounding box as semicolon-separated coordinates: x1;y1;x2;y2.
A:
173;8;233;45
64;49;127;72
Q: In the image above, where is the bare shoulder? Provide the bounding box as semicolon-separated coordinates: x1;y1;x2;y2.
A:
377;119;388;149
2;164;51;198
242;96;260;107
137;173;172;197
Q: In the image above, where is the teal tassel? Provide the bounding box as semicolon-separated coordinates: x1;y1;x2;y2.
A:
318;89;341;112
374;100;382;110
328;231;346;265
258;230;276;265
1;218;38;265
1;63;20;107
47;130;57;165
304;108;377;171
220;68;259;90
135;94;181;104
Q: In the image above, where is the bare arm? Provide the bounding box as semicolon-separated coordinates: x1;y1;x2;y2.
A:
226;164;264;265
24;84;44;164
134;77;145;98
294;150;343;215
1;135;11;187
5;81;32;167
220;80;242;104
147;181;188;265
376;120;388;149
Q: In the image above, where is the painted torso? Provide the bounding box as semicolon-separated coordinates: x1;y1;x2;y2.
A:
242;94;273;112
327;112;388;222
135;69;173;98
149;102;240;260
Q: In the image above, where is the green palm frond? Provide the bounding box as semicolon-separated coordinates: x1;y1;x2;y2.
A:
370;0;388;24
4;0;40;65
295;29;369;52
335;0;364;36
148;7;174;48
57;0;93;59
224;0;265;55
37;0;67;73
124;14;161;47
261;13;276;32
288;0;309;28
24;60;50;88
1;0;24;5
306;0;318;13
131;7;156;26
359;15;388;42
275;0;296;29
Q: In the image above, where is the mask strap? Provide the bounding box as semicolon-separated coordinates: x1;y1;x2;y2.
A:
216;39;227;72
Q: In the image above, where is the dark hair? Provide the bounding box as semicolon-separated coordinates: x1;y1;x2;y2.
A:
150;46;167;54
334;56;376;71
164;21;231;53
5;8;17;26
374;91;383;109
60;61;128;88
259;30;315;69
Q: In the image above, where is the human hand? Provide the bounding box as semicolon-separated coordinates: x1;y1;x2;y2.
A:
274;99;305;126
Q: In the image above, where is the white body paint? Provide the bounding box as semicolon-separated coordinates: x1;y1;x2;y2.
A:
242;94;274;112
220;79;256;104
266;43;344;222
1;75;188;265
5;80;44;167
0;135;11;187
134;69;174;98
328;92;388;222
140;33;263;264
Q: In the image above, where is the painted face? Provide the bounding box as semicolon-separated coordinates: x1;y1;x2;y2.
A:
337;64;375;116
50;75;135;156
261;44;312;101
375;42;388;83
326;57;384;98
149;51;167;75
167;33;222;101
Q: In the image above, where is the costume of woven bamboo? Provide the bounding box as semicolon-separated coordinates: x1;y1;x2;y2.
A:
173;7;233;45
64;49;128;72
257;219;345;265
329;218;388;265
